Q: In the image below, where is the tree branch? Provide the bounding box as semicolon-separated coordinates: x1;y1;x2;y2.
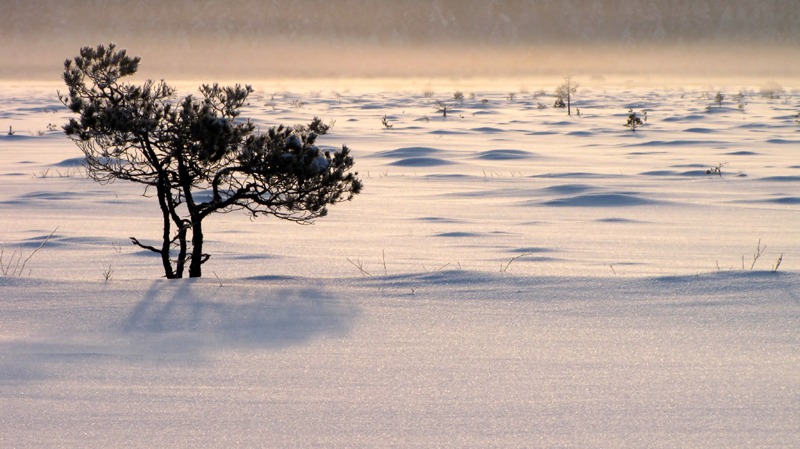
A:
130;236;161;254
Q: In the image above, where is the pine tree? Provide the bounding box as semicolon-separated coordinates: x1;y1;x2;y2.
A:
555;76;578;116
61;43;362;278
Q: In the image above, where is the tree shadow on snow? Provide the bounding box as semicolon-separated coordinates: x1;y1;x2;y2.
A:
121;279;359;354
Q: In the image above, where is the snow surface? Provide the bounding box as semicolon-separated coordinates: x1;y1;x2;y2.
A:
1;81;798;448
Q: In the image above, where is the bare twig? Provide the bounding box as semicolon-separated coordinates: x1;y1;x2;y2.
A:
0;247;17;275
102;264;113;282
1;227;58;276
19;228;58;276
750;238;766;270
772;254;783;272
346;258;371;276
130;236;161;254
433;262;451;272
500;253;529;273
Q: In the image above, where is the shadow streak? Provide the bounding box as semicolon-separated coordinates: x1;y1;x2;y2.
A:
122;279;360;353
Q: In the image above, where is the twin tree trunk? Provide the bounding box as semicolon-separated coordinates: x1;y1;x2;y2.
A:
138;146;208;279
150;180;205;279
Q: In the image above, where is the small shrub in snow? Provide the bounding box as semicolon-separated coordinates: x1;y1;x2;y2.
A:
625;109;644;131
759;82;784;99
714;92;724;107
297;116;334;135
705;163;725;177
736;93;747;112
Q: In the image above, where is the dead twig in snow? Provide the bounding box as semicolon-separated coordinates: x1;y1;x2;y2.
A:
750;238;766;270
500;253;529;273
1;227;58;276
347;258;371;276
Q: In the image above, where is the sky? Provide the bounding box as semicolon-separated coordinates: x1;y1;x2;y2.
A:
2;0;799;84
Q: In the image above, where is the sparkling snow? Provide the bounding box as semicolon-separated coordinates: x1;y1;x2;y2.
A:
1;81;798;448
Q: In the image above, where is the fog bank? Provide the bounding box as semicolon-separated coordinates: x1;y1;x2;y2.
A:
2;0;799;84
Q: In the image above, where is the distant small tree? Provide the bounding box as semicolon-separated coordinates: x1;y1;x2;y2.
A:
760;82;784;99
714;92;724;107
60;44;362;278
734;91;746;112
625;109;644;131
555;76;578;116
435;99;451;118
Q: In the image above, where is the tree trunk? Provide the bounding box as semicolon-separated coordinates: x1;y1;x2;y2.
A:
175;155;205;278
189;218;204;277
175;222;187;277
143;140;180;278
567;95;571;116
567;89;571;116
156;182;177;279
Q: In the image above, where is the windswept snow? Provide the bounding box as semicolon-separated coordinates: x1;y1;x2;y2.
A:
1;82;798;448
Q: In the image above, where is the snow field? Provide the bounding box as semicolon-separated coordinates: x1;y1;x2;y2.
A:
1;81;798;447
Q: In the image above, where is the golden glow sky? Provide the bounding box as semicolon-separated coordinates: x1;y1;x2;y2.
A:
2;0;799;84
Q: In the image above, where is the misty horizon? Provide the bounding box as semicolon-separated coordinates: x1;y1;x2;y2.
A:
2;0;799;85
